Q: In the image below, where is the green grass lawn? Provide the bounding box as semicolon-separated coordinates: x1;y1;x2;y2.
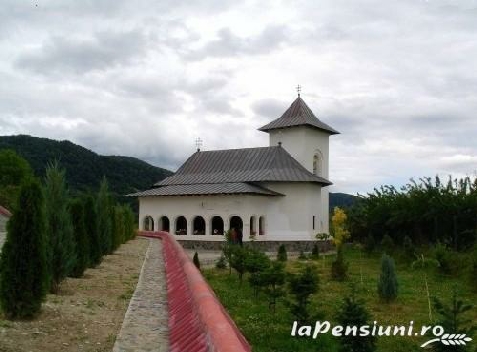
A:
203;247;477;352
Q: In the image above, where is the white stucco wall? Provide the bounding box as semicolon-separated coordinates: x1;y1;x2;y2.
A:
269;126;331;235
138;182;325;242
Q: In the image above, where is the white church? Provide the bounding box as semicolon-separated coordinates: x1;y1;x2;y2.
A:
132;93;339;250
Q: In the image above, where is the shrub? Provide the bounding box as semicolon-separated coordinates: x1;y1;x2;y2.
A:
298;251;308;260
335;286;376;352
331;247;348;281
277;244;287;262
433;242;456;275
402;235;415;263
44;162;76;293
377;254;398;302
311;243;320;260
0;179;48;318
69;198;89;278
381;234;394;254
364;234;376;255
288;264;319;322
193;252;200;270
215;254;227;269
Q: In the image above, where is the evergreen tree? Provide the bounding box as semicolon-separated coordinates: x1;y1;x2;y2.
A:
44;162;76;293
245;249;271;296
0;179;48;318
432;290;476;352
111;205;125;251
230;246;248;283
122;204;136;241
97;177;112;255
69;198;89;278
255;261;286;313
277;244;287;262
377;254;398;302
288;264;319;322
331;246;349;281
84;194;102;267
335;286;376;352
0;149;33;210
193;252;201;270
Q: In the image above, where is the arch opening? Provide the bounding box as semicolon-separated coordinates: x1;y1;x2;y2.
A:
175;216;187;235
159;216;170;232
211;216;224;235
193;216;206;235
143;216;154;231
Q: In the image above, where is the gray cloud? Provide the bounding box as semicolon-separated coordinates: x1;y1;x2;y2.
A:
15;29;147;75
1;0;477;194
184;24;290;61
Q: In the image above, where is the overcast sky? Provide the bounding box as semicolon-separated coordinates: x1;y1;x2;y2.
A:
1;0;477;194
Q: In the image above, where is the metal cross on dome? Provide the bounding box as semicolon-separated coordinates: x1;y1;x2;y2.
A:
195;137;203;151
296;84;302;97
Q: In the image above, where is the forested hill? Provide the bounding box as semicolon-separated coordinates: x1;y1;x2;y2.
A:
329;192;357;209
0;135;173;196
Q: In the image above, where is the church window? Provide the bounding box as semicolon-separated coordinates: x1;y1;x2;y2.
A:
143;216;154;231
175;216;187;235
259;216;265;235
313;216;315;230
159;216;170;232
193;216;206;235
211;216;224;235
313;151;323;176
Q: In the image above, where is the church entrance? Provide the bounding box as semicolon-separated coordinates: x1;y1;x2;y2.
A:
159;216;170;232
193;216;206;235
211;216;224;235
143;216;154;231
175;216;187;235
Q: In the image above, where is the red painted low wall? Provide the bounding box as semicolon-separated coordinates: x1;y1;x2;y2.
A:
139;231;251;352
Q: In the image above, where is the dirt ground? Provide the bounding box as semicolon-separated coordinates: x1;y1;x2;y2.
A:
0;237;149;352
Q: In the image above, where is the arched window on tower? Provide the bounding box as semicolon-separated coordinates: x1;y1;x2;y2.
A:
313;151;323;176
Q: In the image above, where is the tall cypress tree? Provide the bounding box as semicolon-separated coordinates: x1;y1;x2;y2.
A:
0;179;48;318
69;198;89;277
97;177;112;255
44;162;76;293
84;194;101;267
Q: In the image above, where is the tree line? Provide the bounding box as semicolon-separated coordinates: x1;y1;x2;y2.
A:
347;176;477;251
0;150;136;319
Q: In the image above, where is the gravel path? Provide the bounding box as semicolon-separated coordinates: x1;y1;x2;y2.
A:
113;238;169;352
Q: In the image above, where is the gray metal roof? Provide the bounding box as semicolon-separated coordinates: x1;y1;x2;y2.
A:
258;97;339;134
156;146;332;186
128;182;284;197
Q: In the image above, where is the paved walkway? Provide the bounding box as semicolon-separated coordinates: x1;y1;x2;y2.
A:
113;238;169;352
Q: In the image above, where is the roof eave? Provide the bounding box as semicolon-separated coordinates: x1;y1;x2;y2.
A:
258;124;340;135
